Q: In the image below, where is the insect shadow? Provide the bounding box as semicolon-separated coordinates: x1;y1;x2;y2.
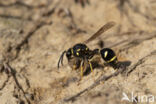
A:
83;60;131;76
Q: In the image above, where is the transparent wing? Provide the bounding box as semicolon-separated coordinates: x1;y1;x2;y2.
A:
84;21;116;44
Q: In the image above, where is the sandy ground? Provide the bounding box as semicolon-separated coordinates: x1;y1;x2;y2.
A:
0;0;156;104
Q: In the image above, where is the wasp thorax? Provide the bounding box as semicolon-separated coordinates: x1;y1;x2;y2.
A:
72;43;89;57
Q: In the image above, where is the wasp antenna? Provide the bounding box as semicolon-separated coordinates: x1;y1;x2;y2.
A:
58;51;66;69
61;51;66;66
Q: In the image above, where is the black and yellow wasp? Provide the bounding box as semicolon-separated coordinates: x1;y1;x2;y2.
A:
58;21;117;78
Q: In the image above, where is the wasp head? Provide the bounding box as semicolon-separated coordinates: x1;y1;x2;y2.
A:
66;48;72;59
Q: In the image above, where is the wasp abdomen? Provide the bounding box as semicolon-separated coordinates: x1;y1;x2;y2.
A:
100;48;117;64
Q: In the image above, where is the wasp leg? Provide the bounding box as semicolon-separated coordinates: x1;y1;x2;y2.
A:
88;60;93;72
88;60;95;81
80;63;84;79
80;59;85;80
77;60;84;85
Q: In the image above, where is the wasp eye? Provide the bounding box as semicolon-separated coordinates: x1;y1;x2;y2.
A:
66;49;72;58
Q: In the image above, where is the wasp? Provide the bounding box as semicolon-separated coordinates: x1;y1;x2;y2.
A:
58;21;116;78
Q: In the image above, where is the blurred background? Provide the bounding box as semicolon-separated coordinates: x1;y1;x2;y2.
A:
0;0;156;104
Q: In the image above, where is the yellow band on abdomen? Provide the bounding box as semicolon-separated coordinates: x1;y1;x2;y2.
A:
107;56;117;63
